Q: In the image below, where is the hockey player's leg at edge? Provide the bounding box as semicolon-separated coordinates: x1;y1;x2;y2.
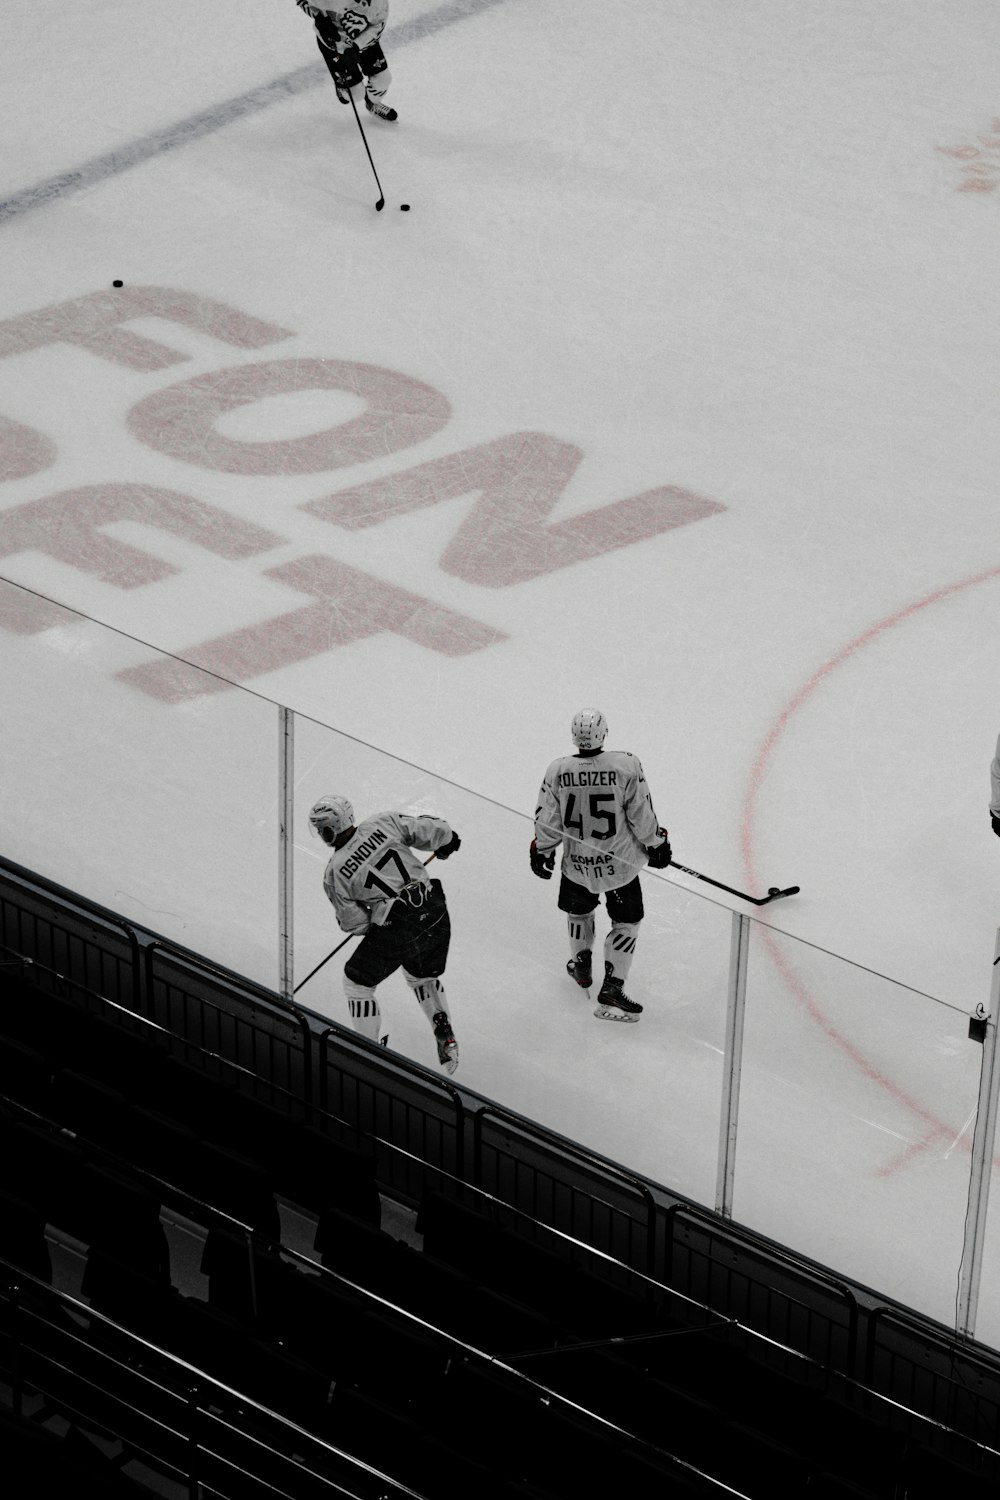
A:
344;976;385;1038
344;973;456;1073
565;914;594;989
407;973;459;1075
563;909;642;1021
363;52;397;121
594;920;642;1022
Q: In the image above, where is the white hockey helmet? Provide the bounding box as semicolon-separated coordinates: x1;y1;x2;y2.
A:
309;794;355;846
571;708;608;750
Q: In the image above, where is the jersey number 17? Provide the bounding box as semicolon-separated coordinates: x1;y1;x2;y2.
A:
363;848;411;897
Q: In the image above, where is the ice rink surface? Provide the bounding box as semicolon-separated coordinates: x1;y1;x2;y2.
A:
2;0;1000;1339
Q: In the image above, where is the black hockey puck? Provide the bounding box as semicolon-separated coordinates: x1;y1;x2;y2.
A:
400;204;410;211
112;280;123;287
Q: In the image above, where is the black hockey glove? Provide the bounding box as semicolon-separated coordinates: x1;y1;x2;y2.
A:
530;840;556;880
992;814;1000;838
436;831;461;860
315;10;355;55
645;830;672;869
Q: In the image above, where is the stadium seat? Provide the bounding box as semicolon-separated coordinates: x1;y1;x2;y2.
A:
77;1163;168;1262
6;1122;88;1232
0;1191;52;1283
189;1141;281;1241
0;1039;51;1112
199;1228;285;1329
118;1104;199;1185
279;1121;381;1223
48;1070;129;1150
235;1336;332;1427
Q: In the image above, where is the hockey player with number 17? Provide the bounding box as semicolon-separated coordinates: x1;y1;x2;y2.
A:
310;795;461;1073
296;0;397;121
532;710;672;1022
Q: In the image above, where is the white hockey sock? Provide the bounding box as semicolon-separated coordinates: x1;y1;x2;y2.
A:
404;971;449;1027
343;976;382;1040
365;66;392;101
604;922;639;983
566;914;595;960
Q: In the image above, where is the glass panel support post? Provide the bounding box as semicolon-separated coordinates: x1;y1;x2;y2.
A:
956;924;1000;1339
716;909;751;1218
278;706;294;1003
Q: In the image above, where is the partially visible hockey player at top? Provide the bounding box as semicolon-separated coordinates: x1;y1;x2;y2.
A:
296;0;397;122
531;711;672;1023
310;795;461;1072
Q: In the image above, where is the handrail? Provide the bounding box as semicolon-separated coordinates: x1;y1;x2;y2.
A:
0;1261;433;1500
0;1090;713;1413
0;1198;741;1497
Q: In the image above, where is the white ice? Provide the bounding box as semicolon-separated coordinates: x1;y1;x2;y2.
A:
2;0;1000;1344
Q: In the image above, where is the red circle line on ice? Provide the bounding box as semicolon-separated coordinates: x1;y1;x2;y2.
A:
740;562;1000;1176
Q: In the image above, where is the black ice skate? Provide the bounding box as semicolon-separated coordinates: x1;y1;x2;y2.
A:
594;965;643;1023
365;95;398;121
566;949;593;989
432;1011;459;1074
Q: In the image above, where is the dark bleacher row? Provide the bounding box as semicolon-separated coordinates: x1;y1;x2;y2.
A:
0;1407;153;1500
0;983;717;1498
0;978;996;1499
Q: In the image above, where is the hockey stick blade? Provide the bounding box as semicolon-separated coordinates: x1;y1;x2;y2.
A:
671;862;799;906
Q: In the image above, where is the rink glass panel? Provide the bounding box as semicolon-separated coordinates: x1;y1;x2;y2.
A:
292;712;730;1207
734;921;982;1327
968;1133;1000;1352
0;578;279;987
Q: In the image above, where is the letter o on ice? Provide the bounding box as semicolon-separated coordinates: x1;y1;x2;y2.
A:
126;358;451;475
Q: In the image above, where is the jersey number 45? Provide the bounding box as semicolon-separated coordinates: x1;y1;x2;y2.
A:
563;792;618;841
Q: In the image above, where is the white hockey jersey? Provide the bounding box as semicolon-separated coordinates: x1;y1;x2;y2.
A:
323;810;453;934
991;734;1000;816
534;749;664;894
309;0;388;54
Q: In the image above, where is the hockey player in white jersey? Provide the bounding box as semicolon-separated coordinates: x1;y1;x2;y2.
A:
310;795;461;1072
531;711;672;1022
991;734;1000;837
296;0;397;121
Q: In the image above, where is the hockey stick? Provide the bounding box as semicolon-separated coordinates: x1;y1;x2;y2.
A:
670;861;799;906
293;932;355;993
346;88;385;210
311;5;386;210
294;852;439;994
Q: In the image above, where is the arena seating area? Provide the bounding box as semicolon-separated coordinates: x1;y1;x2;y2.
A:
2;862;1000;1498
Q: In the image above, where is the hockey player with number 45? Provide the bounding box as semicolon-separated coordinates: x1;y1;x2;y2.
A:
296;0;397;121
531;711;672;1023
310;795;461;1073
